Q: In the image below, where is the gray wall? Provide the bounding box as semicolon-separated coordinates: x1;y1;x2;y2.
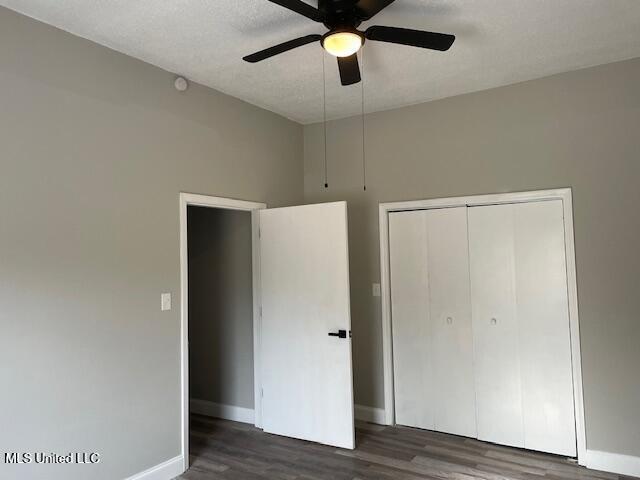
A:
304;58;640;457
188;207;254;409
0;7;302;480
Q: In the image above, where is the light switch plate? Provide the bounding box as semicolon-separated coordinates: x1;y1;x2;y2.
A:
372;283;381;297
161;293;172;311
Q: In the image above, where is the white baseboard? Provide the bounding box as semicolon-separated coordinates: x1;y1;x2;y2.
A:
191;399;386;427
190;398;255;424
585;449;640;477
354;404;387;425
123;455;184;480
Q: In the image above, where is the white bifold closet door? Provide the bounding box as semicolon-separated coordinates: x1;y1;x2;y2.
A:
468;200;576;456
389;207;477;437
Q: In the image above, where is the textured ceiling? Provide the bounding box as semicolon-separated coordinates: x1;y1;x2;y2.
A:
3;0;640;124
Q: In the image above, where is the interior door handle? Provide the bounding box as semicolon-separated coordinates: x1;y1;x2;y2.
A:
328;329;351;338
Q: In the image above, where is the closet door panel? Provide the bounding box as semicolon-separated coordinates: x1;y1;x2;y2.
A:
468;204;524;448
514;201;576;456
427;208;477;438
389;210;434;430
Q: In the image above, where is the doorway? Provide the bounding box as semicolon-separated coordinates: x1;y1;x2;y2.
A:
188;206;254;422
179;193;265;472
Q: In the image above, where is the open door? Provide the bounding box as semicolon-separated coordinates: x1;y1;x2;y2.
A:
258;201;355;449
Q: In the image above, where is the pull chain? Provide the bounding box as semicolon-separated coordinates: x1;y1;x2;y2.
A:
360;49;367;192
322;51;328;189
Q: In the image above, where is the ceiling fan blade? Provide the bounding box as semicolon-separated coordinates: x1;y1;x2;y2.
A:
355;0;396;20
243;34;322;63
267;0;324;22
337;54;361;86
365;26;455;51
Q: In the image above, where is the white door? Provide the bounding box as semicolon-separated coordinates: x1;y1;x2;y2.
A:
468;203;524;449
390;208;476;437
259;201;354;449
468;200;576;456
427;208;477;438
389;210;434;431
513;201;576;456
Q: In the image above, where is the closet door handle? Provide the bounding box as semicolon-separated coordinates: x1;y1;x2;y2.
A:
490;317;497;325
446;317;453;325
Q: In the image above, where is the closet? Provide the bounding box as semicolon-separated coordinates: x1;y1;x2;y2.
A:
389;199;577;457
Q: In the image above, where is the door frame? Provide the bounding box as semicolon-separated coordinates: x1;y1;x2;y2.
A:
179;192;266;472
378;188;586;464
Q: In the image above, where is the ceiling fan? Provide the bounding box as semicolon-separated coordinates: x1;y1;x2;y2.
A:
243;0;455;86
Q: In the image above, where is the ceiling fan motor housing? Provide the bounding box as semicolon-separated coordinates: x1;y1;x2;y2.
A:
319;0;364;29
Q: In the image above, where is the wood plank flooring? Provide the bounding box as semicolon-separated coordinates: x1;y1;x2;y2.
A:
178;415;635;480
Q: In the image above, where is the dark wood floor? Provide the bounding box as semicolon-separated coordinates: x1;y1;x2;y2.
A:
178;414;634;480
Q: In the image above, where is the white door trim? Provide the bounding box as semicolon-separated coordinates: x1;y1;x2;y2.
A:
378;188;587;465
179;192;266;474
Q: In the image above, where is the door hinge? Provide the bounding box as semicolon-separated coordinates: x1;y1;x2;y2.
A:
259;306;262;318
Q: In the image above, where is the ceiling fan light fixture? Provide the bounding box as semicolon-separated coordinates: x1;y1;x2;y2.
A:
322;31;363;57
